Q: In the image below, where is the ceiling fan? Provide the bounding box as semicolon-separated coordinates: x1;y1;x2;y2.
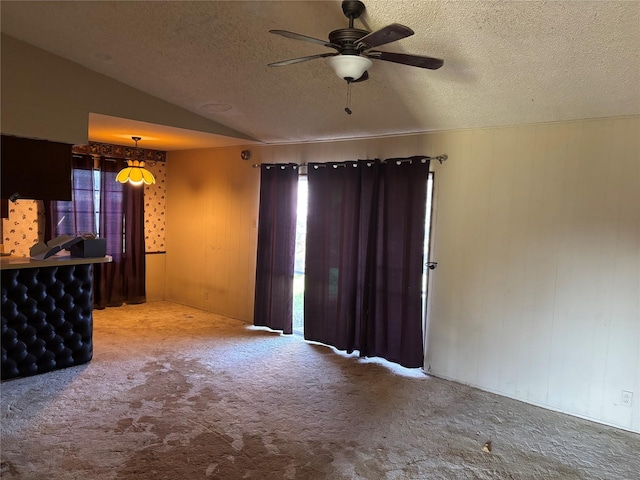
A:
268;0;444;84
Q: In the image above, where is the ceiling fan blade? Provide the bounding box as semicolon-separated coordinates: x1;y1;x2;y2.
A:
269;30;340;50
268;52;338;67
356;24;414;49
365;51;444;70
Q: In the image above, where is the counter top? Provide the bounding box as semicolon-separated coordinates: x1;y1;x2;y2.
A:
0;254;112;270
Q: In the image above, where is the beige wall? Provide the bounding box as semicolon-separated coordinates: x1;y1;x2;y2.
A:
165;146;260;320
1;34;253;145
145;253;166;302
165;117;639;433
424;117;639;433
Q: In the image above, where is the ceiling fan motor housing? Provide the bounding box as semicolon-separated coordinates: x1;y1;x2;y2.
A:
329;28;369;55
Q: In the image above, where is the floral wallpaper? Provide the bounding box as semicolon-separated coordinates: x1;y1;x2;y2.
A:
144;160;166;253
1;200;45;257
2;161;167;257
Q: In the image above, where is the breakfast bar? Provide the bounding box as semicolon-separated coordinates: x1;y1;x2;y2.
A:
1;254;111;380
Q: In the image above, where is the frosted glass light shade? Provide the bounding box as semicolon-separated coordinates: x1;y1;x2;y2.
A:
326;55;372;81
116;160;156;186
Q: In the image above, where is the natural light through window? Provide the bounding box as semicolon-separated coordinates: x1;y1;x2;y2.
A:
293;174;308;334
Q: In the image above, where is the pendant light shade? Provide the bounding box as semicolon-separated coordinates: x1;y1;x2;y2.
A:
116;137;156;186
326;55;372;81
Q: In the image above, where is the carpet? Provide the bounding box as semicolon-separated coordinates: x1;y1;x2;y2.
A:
1;301;638;479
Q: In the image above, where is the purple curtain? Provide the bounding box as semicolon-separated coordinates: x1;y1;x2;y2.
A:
303;160;377;353
305;157;430;368
253;164;299;334
94;160;146;307
122;168;147;304
48;156;146;308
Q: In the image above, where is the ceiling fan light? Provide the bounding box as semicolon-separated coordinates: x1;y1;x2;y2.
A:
326;55;372;81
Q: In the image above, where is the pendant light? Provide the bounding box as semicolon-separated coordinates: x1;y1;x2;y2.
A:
115;136;156;185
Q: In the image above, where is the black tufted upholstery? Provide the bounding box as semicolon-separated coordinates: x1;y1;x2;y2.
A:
1;264;93;380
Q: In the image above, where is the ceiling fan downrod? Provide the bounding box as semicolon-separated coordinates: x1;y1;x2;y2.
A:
343;1;364;114
329;0;368;56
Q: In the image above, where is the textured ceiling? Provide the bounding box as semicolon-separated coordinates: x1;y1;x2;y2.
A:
1;0;639;147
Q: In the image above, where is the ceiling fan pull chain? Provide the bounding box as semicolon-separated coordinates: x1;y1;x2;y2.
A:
345;81;353;115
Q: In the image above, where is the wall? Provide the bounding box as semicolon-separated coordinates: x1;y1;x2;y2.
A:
143;161;167;301
164;146;260;321
0;200;44;256
165;116;639;433
1;34;254;146
424;117;639;433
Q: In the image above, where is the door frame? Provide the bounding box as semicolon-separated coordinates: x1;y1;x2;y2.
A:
423;171;438;366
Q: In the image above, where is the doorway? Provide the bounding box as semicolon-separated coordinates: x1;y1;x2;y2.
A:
292;174;308;334
292;171;435;341
422;172;436;355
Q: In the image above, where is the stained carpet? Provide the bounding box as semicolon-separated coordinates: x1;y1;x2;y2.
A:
1;301;638;479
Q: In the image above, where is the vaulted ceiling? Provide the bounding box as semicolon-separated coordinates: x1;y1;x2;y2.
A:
1;1;639;148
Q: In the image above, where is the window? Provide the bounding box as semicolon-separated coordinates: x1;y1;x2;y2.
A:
50;157;125;256
53;167;99;237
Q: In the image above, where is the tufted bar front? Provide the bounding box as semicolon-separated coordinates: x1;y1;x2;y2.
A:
1;255;111;380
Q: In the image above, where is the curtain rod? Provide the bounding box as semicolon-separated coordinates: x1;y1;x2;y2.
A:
252;154;447;169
